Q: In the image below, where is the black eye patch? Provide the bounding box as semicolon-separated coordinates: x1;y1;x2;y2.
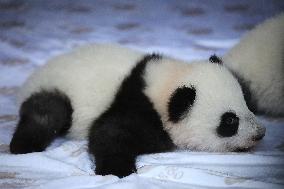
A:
168;86;196;123
217;112;239;137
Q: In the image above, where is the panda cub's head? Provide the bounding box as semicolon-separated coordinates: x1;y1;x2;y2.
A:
144;57;266;152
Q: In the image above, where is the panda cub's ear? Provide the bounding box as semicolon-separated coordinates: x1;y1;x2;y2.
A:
168;86;196;123
209;54;222;64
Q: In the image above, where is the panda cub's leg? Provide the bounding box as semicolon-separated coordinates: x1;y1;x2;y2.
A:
10;90;73;154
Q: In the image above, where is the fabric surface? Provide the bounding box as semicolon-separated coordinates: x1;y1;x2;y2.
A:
0;0;284;188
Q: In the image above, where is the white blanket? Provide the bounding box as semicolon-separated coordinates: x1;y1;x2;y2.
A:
0;0;283;188
1;118;284;189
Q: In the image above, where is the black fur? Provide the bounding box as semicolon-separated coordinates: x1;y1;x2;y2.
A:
88;54;174;178
168;86;196;123
217;112;239;137
10;90;73;154
209;54;222;64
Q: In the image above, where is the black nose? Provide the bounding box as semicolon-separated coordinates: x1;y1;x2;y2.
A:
252;133;265;141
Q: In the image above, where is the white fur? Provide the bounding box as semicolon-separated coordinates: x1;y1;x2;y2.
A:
19;44;265;152
223;13;284;117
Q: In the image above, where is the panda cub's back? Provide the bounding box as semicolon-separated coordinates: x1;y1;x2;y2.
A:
18;44;144;139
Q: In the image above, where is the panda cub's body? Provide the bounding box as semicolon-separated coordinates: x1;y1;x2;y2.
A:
223;13;284;117
10;44;266;178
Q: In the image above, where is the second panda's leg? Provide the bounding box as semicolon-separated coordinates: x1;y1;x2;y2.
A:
10;90;73;154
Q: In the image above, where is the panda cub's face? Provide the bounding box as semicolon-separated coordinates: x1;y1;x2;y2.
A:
165;63;266;152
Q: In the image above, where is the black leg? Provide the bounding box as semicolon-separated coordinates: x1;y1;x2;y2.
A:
10;90;73;154
89;117;139;178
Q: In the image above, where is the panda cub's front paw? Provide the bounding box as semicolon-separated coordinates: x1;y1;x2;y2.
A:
95;155;137;178
96;165;136;178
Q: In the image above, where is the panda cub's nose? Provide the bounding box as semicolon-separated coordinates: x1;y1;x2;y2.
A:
252;127;266;141
252;133;265;141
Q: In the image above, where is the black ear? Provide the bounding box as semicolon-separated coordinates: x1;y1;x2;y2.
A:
168;86;196;123
209;54;222;64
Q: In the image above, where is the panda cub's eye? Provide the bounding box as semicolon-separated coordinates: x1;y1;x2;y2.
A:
217;112;239;137
225;116;238;125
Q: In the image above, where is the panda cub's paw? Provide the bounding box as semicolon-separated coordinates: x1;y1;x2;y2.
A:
95;155;137;178
10;131;46;154
10;90;73;154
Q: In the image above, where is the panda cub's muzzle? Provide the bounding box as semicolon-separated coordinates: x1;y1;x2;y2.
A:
251;127;266;141
235;121;266;152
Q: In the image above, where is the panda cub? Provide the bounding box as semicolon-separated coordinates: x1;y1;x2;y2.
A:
10;44;266;178
222;13;284;117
